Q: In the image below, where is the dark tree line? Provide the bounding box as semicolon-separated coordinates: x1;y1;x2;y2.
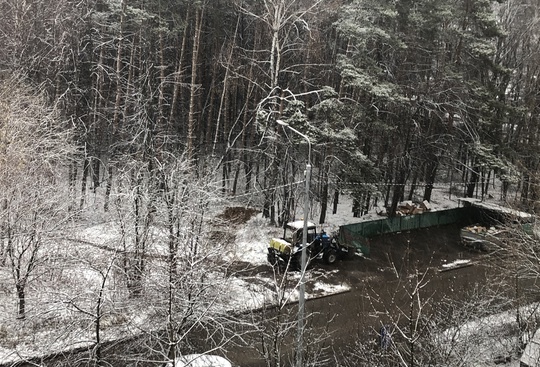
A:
1;0;539;219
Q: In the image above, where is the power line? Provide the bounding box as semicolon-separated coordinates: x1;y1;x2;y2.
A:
229;180;305;199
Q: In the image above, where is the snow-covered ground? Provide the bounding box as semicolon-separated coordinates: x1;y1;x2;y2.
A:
0;187;531;366
168;354;232;367
0;191;375;364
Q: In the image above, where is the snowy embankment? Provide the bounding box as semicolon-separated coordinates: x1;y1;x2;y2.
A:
439;303;540;367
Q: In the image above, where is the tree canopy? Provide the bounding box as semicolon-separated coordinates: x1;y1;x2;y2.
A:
1;0;538;218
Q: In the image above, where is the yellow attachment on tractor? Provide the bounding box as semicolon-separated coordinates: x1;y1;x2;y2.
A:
269;238;293;255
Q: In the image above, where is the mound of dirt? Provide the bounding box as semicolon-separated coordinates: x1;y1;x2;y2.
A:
219;207;260;225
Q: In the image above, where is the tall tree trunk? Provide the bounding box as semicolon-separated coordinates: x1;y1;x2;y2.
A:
157;30;166;133
111;0;127;131
92;158;100;193
16;283;25;320
242;64;258;194
423;155;439;202
69;162;78;208
169;6;190;140
104;166;113;212
333;188;339;215
187;8;204;161
212;14;240;156
319;179;328;224
466;165;480;198
390;156;410;217
105;0;127;211
408;168;419;201
80;156;90;209
83;31;105;210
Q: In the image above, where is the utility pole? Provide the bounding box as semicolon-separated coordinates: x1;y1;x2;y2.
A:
277;120;312;367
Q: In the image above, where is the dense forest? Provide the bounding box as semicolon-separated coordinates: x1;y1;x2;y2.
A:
1;0;540;366
2;0;539;222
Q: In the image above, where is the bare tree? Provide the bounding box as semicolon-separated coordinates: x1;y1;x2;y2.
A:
244;257;334;367
111;159;155;298
137;158;244;366
237;0;325;225
64;251;119;366
0;77;75;319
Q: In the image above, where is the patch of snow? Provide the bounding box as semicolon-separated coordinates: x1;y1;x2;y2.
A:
78;221;121;245
459;197;533;219
441;303;540;367
228;215;279;265
171;354;232;367
220;277;274;310
442;259;471;268
521;328;540;367
221;271;351;313
311;281;349;295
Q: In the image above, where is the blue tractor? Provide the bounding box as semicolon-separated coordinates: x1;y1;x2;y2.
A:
267;220;353;271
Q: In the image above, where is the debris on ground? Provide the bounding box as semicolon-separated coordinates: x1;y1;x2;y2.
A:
218;206;260;225
396;200;432;216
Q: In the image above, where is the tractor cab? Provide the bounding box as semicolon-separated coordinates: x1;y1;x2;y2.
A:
283;220;317;246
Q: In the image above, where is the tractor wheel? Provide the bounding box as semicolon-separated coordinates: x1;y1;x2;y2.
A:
344;245;357;259
323;249;338;265
293;250;311;271
267;249;279;267
291;252;302;271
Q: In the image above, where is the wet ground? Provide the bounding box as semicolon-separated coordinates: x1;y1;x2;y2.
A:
228;223;507;366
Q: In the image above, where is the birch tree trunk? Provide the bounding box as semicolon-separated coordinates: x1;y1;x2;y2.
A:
187;7;204;161
169;6;190;140
104;0;127;212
